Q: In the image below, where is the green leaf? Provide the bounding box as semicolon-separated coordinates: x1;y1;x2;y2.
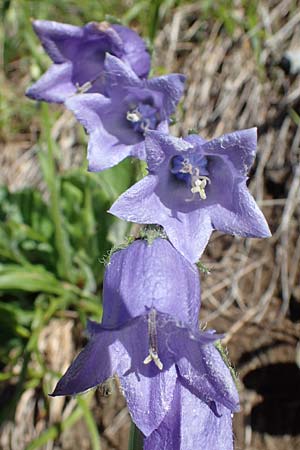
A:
0;265;66;295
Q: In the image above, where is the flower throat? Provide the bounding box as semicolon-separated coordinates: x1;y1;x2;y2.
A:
171;154;210;199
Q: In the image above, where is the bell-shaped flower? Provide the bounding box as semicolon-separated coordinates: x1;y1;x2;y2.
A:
64;54;185;171
51;238;239;442
26;20;150;103
109;129;271;263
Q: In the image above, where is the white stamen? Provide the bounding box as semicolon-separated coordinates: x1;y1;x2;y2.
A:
191;176;210;199
143;309;164;371
143;349;164;370
127;110;141;123
76;81;93;94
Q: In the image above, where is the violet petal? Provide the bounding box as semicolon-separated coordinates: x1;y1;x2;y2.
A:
144;380;234;450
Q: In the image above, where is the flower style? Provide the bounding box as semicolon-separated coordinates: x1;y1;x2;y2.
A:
26;20;150;103
64;54;185;171
51;238;239;443
109;129;271;263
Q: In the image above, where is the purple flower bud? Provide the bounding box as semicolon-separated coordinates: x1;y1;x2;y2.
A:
26;20;151;103
110;129;271;262
64;55;185;171
51;238;239;438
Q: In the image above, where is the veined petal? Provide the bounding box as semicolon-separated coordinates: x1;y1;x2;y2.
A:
26;62;74;103
183;133;207;146
112;24;150;78
176;341;239;413
65;93;111;132
201;128;257;176
102;238;201;327
146;74;186;118
65;94;140;171
50;326;126;396
32;20;84;63
144;380;234;450
145;130;193;171
210;182;271;238
51;315;148;397
161;208;213;263
120;364;177;437
109;175;165;223
104;53;140;96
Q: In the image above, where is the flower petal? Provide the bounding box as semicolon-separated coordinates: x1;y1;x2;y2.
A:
92;310;177;437
102;238;201;327
51;314;152;397
109;174;165;223
210;182;271;238
176;340;239;412
32;20;83;63
160;208;213;263
103;53;140;97
144;380;234;450
112;24;150;78
50;325;127;396
65;94;140;171
120;364;177;437
26;62;74;103
202;128;257;176
145;130;192;171
146;74;186;118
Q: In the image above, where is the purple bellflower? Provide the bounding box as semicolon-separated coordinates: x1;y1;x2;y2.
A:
64;54;185;171
51;238;239;446
26;20;151;103
109;129;271;263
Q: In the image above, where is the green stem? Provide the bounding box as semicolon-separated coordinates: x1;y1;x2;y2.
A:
77;396;102;450
25;406;83;450
128;422;144;450
148;0;162;44
40;104;73;281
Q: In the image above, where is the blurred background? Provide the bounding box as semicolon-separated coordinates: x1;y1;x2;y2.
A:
0;0;300;449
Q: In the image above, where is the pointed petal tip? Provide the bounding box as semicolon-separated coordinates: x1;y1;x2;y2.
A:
178;73;187;84
262;226;272;238
25;85;35;100
87;161;102;173
108;203;122;219
250;215;272;239
49;384;64;397
104;51;115;62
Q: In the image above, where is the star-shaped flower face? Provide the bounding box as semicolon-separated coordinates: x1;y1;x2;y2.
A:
51;238;239;438
110;129;271;263
64;55;185;171
26;20;151;103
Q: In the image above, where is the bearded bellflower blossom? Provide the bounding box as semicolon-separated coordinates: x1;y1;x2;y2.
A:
51;238;239;448
26;20;151;103
109;129;271;263
64;54;185;171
